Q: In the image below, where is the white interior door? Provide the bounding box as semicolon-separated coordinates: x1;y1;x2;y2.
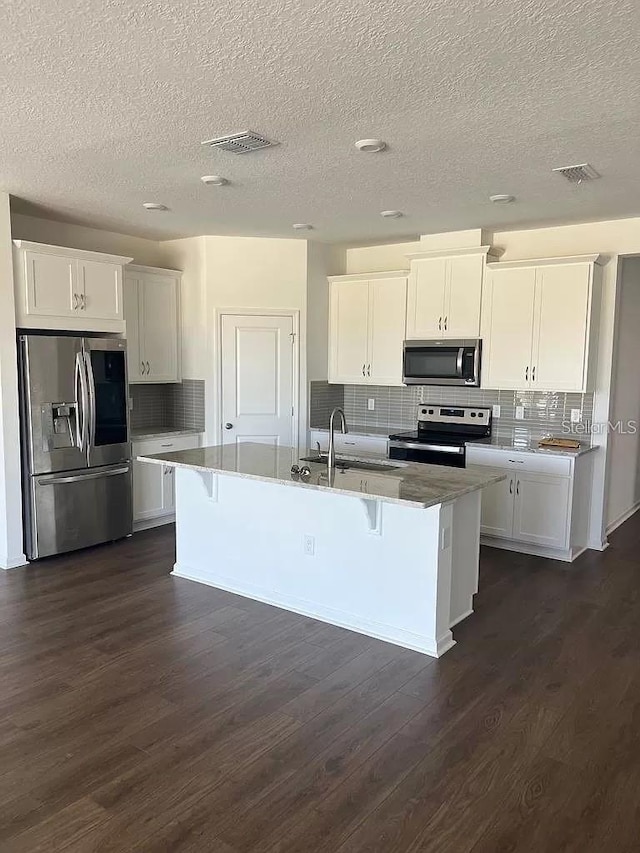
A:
221;314;296;448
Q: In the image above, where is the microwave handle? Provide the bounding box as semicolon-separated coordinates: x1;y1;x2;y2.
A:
456;347;464;377
473;344;480;383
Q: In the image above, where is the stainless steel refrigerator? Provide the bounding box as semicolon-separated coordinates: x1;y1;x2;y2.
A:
18;333;132;560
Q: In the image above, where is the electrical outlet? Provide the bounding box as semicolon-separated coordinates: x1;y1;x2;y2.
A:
570;409;582;423
367;398;375;411
492;404;501;418
303;535;315;556
515;405;525;420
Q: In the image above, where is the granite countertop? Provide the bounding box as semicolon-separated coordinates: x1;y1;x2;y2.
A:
468;437;597;458
137;442;505;509
131;427;203;441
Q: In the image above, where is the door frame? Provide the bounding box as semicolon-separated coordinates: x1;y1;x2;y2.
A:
214;308;301;450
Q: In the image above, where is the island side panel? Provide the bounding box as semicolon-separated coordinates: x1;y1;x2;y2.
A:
171;467;456;657
449;491;482;626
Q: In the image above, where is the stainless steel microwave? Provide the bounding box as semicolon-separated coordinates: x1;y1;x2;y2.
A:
402;339;481;386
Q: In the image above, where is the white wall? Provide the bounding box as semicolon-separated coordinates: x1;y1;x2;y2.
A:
0;194;26;568
307;242;345;382
605;257;640;531
11;213;165;267
160;235;310;448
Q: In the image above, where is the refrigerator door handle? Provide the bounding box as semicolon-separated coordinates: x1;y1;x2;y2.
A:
74;351;89;452
84;349;97;449
36;466;130;486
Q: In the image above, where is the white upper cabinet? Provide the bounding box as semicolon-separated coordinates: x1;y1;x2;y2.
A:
406;256;447;338
368;277;408;386
78;260;122;320
482;255;602;392
406;248;494;339
124;265;181;384
13;241;132;332
329;278;370;384
482;266;537;389
329;272;407;385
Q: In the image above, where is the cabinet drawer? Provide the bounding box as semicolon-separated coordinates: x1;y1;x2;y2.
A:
466;447;571;477
133;434;202;457
309;430;388;458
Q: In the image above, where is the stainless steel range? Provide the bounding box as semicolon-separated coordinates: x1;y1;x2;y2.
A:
388;404;492;468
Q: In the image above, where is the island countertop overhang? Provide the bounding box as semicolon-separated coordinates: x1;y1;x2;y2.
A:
138;442;506;510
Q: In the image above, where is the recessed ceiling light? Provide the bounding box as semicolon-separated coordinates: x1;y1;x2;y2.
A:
489;194;515;204
201;175;229;186
355;139;387;153
292;223;313;230
380;210;403;218
142;202;168;211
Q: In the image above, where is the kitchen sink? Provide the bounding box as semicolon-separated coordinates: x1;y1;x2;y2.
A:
299;455;406;473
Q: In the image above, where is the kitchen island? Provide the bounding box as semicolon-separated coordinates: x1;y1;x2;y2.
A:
138;443;505;657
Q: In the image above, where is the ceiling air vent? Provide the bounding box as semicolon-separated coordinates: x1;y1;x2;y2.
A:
201;130;279;154
552;163;601;183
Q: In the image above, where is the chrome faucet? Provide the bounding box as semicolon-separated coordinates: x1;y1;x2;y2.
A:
327;407;348;474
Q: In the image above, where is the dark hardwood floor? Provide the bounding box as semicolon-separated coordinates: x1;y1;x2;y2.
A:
2;518;640;852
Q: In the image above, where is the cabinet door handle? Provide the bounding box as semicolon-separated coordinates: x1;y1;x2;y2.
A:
438;316;442;332
73;293;78;310
525;366;529;382
367;364;371;377
509;479;513;494
362;364;366;377
532;366;536;382
146;361;150;374
516;480;520;495
444;316;448;331
81;293;87;310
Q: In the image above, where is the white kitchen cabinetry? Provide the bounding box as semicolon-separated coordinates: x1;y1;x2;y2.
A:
124;265;181;383
132;433;202;529
328;272;407;386
309;429;388;458
13;241;132;332
482;255;603;392
466;445;594;561
405;248;496;340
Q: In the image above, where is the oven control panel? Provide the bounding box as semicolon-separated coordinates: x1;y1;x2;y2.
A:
417;405;491;426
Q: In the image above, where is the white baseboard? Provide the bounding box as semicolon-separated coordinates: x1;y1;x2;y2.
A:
172;562;455;658
1;554;28;570
480;536;576;563
133;514;175;533
606;501;640;536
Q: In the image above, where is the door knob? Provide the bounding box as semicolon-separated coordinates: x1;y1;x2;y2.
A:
225;423;234;430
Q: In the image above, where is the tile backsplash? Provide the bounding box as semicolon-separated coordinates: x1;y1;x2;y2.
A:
309;381;593;444
130;379;205;432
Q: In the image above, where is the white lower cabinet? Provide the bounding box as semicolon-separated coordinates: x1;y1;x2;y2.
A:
132;433;202;529
466;446;593;561
309;430;389;458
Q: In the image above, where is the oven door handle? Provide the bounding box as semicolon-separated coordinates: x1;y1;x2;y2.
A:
389;440;464;454
456;347;464;377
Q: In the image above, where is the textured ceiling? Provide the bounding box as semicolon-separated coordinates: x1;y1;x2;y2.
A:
2;0;640;242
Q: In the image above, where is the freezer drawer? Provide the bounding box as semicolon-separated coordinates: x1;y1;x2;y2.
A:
26;464;132;559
